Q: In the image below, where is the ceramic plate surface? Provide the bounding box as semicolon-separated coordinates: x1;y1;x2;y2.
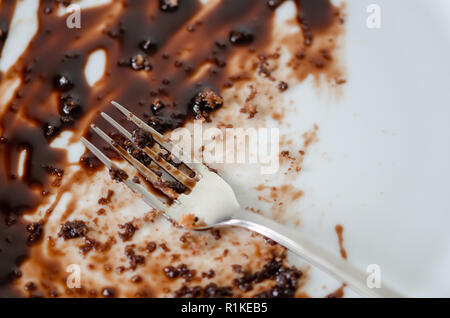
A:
2;0;450;297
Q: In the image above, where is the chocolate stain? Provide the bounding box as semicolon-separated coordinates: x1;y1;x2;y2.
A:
335;224;347;260
326;283;346;298
0;0;341;297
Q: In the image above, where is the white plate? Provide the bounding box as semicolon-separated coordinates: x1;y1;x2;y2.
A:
2;0;450;298
292;0;450;297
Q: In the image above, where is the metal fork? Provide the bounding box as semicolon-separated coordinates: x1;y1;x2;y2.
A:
81;101;403;298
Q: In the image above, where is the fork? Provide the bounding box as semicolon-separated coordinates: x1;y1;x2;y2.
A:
81;101;403;298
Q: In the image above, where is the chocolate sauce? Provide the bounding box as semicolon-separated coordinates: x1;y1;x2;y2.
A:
335;224;347;260
0;0;15;54
0;0;337;297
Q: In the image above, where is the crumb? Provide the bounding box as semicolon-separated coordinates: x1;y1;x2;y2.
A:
125;245;146;270
163;264;196;281
132;127;155;148
26;221;44;245
151;98;165;113
58;220;88;240
118;222;138;242
101;287;116;298
192;87;223;121
145;241;157;253
159;242;170;252
240;103;257;119
98;189;114;205
229;28;254;46
174;283;232;298
160;0;178;11
131;275;142;283
278;81;288;92
79;236;98;255
109;167;129;183
211;229;221;240
132;176;141;184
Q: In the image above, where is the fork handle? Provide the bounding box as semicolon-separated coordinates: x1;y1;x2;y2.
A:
229;211;403;298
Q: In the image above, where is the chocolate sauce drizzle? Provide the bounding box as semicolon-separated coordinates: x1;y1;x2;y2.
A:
0;0;337;297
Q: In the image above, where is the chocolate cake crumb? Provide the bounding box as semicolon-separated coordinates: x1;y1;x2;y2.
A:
131;275;142;283
118;222;138;242
263;236;277;246
43;165;64;178
278;81;289;92
26;221;44;245
257;55;272;78
130;54;152;71
320;49;332;61
231;257;302;298
160;0;179;12
296;51;306;59
125;245;146;270
174;283;232;298
80;153;101;170
79;237;98;255
211;229;221;240
178;264;196;281
151;99;165;113
253;267;301;298
146;241;157;253
202;270;215;279
129;146;152;167
60;96;82;124
157;180;187;194
54;74;73;91
58;220;88;240
101;287;115;298
49;290;59;298
25;281;37;291
192;88;223;121
204;283;233;298
43;122;59;138
163;266;179;279
173;285;203;298
132;176;141;184
160;152;182;168
98;189;114;205
109;167;129;183
160;242;171;252
132;127;155;148
163;264;196;281
229;28;254;46
232;264;243;274
240;103;258;119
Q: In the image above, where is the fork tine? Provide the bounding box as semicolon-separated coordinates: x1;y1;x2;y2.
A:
80;137;166;211
89;123;164;191
81;136;112;169
101;111;196;189
111;101;206;174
